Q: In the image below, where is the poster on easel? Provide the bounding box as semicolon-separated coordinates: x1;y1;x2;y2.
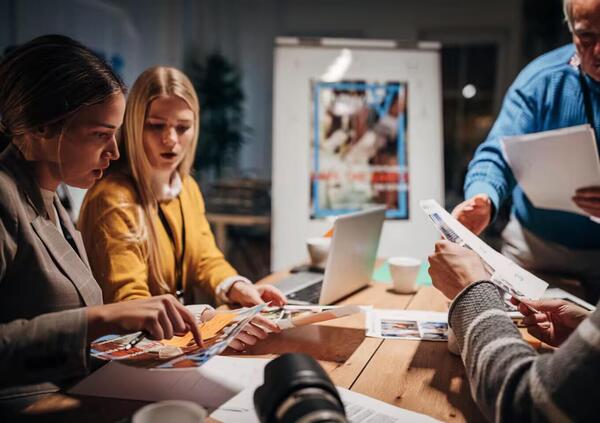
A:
271;38;443;270
310;81;409;219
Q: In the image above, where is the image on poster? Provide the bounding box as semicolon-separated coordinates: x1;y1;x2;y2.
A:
311;80;409;219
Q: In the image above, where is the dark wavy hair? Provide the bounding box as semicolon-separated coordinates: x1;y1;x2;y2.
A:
0;34;126;150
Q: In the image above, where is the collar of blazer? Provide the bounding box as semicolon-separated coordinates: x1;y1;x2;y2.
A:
0;144;101;306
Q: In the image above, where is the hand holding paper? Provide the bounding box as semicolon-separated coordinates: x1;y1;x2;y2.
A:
428;240;490;299
500;124;600;216
421;199;548;300
451;194;493;235
572;186;600;218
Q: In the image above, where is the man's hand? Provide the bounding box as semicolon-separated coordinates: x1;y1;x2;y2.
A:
451;194;493;235
428;240;490;299
86;294;202;346
228;281;287;307
512;297;591;347
573;186;600;217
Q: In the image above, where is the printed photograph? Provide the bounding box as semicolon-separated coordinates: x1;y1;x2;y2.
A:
419;321;449;341
380;318;420;339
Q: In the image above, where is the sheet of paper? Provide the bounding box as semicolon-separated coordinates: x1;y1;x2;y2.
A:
69;356;270;411
500;124;600;215
365;309;448;341
420;199;548;299
210;385;440;422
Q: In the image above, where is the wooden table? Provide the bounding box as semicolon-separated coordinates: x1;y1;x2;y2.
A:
10;275;487;422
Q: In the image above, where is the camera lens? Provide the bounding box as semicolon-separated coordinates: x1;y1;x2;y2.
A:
254;353;347;423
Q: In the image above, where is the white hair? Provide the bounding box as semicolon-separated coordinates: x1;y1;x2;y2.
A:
564;0;573;32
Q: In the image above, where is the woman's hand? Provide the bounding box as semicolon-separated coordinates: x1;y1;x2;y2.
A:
86;294;202;346
451;194;493;235
428;240;490;299
573;186;600;217
228;281;287;307
201;310;281;352
512;297;591;347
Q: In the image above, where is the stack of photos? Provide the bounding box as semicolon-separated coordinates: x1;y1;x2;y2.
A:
366;309;448;341
91;304;265;369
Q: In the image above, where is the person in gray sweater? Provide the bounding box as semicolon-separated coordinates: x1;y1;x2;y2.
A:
428;240;598;422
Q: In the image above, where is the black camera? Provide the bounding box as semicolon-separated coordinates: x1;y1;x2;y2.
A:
254;353;348;423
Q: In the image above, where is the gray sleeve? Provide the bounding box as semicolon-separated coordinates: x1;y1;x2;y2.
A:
449;281;600;422
0;308;89;389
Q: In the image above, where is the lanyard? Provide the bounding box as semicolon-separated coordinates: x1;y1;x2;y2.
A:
157;197;186;303
578;66;597;135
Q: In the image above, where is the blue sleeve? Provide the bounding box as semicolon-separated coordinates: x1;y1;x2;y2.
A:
464;80;539;217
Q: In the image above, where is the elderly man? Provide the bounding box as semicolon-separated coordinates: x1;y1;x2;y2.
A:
428;240;598;422
454;0;600;302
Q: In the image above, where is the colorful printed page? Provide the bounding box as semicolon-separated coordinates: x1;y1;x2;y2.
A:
366;309;448;341
91;304;265;369
162;312;237;348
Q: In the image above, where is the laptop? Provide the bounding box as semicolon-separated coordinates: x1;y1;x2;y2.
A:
274;207;386;305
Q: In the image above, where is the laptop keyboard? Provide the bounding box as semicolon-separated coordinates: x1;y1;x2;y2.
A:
288;281;324;304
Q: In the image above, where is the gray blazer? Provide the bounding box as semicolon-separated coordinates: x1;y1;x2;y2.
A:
0;144;103;399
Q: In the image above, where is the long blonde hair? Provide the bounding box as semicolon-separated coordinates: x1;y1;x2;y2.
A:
117;66;200;292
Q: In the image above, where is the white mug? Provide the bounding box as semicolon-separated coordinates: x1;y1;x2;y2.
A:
306;237;331;268
388;256;421;294
132;400;206;423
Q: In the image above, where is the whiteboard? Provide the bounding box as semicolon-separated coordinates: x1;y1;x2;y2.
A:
271;38;443;271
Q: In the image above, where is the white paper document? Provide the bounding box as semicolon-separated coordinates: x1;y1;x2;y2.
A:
210;385;440;423
69;356;270;411
500;124;600;215
366;309;448;341
420;199;548;299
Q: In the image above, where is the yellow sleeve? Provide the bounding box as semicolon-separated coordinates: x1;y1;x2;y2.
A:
186;178;237;294
79;182;152;303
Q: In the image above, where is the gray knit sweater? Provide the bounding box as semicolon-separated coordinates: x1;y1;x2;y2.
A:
449;281;600;422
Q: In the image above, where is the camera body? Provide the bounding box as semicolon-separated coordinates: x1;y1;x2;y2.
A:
254;353;348;423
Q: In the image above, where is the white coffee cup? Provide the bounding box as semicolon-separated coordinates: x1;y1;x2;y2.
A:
306;237;331;268
133;400;206;423
388;256;421;294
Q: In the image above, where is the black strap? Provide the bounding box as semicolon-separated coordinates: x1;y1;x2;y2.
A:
579;66;597;134
59;219;79;256
157;198;186;302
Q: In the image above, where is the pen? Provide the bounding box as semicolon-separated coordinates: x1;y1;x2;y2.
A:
124;332;145;350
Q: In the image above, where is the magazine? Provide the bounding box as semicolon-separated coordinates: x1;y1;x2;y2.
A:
91;304;265;369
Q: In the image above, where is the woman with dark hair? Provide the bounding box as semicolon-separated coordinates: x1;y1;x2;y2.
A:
0;35;208;401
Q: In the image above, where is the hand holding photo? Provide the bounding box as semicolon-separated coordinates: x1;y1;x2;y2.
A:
420;199;548;299
91;304;266;369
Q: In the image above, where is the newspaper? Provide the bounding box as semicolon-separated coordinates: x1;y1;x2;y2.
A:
91;304;266;369
420;199;547;299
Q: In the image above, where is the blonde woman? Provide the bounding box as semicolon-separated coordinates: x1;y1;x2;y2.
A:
79;66;286;310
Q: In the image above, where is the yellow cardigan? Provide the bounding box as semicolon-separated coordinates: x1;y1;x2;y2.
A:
78;171;237;304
